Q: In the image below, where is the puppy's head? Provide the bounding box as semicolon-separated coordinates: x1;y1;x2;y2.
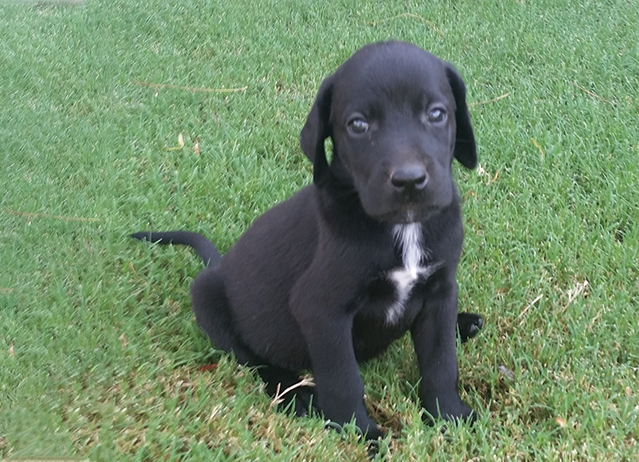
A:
300;41;477;224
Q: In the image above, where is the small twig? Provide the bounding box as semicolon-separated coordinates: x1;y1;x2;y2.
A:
3;209;100;222
518;294;543;323
166;133;185;151
558;280;589;315
487;169;501;185
270;377;315;409
469;92;511;107
570;81;613;105
132;81;248;94
476;165;500;185
367;13;444;38
530;137;545;160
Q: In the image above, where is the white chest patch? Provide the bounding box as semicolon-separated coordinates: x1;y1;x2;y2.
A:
385;224;439;324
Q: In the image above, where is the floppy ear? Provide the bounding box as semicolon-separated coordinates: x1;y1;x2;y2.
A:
300;74;334;184
445;64;477;169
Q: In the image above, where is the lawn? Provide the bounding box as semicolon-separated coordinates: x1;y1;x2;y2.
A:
1;0;638;460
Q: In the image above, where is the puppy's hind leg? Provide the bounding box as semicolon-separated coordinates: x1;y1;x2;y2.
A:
190;265;257;364
191;266;317;415
457;312;483;343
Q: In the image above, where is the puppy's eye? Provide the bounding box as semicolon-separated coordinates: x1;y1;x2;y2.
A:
427;107;447;124
347;117;369;135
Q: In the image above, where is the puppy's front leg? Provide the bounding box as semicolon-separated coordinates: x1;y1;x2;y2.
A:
290;267;384;440
411;273;474;422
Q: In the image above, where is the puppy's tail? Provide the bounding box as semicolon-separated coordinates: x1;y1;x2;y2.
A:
131;231;222;267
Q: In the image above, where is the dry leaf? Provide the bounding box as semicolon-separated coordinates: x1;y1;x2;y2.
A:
555;416;566;427
119;333;129;349
166;133;185;151
567;280;589;304
476;164;500;185
198;364;218;372
498;365;515;380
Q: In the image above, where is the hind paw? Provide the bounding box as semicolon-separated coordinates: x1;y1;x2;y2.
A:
457;312;483;343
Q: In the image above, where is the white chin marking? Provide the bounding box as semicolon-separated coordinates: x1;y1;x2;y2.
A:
386;224;436;324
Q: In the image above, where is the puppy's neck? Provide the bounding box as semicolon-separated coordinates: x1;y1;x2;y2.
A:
392;223;426;269
386;224;441;325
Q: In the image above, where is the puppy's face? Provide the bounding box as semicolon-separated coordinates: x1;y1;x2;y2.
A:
301;42;477;224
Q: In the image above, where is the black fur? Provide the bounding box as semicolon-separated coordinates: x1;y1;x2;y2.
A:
132;41;483;440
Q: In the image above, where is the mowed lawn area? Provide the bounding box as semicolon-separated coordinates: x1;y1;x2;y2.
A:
1;0;638;460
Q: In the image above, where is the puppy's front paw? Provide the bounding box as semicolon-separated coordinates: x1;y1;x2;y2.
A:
362;422;386;441
457;312;483;343
325;418;386;441
422;398;475;425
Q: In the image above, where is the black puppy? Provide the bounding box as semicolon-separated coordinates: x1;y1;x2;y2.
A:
132;41;482;440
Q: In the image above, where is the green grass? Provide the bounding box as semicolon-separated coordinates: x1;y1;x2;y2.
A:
1;0;638;460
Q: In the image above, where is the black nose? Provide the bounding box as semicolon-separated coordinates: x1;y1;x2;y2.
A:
390;164;428;192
